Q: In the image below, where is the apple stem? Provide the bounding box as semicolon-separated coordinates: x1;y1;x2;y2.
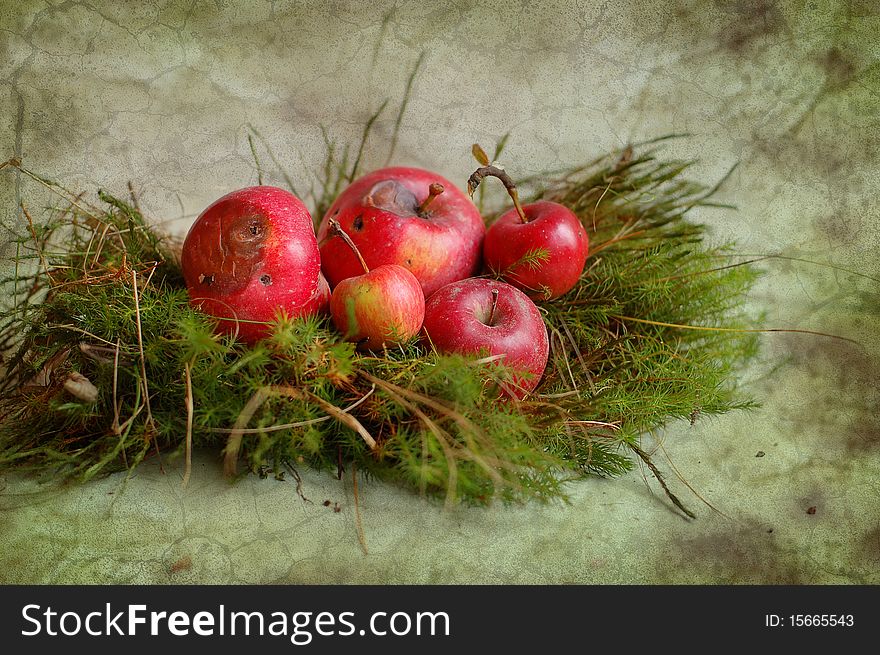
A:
417;183;445;215
488;288;499;326
467;165;528;223
328;218;370;274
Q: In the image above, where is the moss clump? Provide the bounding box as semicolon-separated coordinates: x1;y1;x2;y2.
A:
0;137;760;513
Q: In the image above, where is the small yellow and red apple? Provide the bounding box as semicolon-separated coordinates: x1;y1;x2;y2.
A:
327;219;425;351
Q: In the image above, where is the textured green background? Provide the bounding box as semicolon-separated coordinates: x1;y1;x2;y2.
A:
1;0;878;583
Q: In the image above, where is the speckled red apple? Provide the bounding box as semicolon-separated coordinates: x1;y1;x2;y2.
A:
181;186;324;343
317;167;485;298
421;277;549;398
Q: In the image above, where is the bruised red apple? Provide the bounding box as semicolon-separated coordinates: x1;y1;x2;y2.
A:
317;167;484;298
421;278;549;398
469;162;588;300
181;186;324;343
327;219;425;350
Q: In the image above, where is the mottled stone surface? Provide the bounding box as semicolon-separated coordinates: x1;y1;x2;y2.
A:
1;0;878;583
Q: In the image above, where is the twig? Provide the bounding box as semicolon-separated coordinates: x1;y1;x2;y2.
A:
284;462;311;503
21;205;53;283
205;385;375;434
467;164;527;222
127;181;142;215
305;391;377;451
384;51;425;166
223;385;377;476
11;160;104;220
248;133;264;185
613;314;860;345
371;378;460;509
223;388;272;476
130;269;156;434
248;124;300;197
629;441;695;520
182;361;194;488
352;464;369;555
566;420;621;430
350;100;388;182
110;338;129;469
658;442;729;520
360;371;506;493
711;252;880;285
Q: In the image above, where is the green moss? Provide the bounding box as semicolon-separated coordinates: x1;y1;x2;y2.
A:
0;138;761;510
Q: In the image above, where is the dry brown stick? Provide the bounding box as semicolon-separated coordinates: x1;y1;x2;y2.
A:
614;314;860;345
360;373;499;453
110;338;129;469
589;228;649;257
127;181;142;215
142;260;160;290
223;387;272;477
205;384;375;435
305;390;377;450
21;205;53;283
359;371;482;438
547;324;577;391
590;180;613;232
130;269;156;432
90;222;112;273
182;361;194;488
566;420;621;430
110;340;121;436
466;164;527;222
223;385;377;476
352;464;369;555
658;442;730;520
13;161;104;220
372;379;459;509
629;441;695;520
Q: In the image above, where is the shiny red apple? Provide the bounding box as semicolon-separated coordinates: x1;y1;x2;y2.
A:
468;160;588;300
483;200;588;300
421;278;549;398
181;186;324;343
328;219;425;350
316;167;485;298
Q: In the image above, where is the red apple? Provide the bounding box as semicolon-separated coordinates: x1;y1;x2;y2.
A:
316;167;485;298
421;278;549;398
469;163;588;300
327;219;425;350
483;200;588;300
181;186;323;343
